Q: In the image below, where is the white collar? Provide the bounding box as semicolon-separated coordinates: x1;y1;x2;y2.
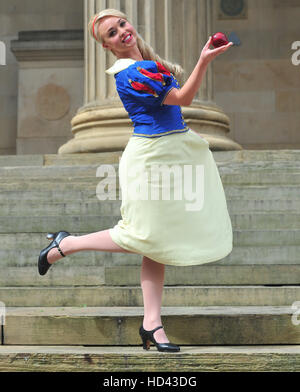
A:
105;58;137;75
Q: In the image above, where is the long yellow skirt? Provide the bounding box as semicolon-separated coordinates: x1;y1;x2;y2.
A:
109;129;233;266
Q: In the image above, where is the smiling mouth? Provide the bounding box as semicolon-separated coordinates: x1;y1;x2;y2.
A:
122;34;132;43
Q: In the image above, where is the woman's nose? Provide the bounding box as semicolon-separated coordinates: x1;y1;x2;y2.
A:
119;28;127;38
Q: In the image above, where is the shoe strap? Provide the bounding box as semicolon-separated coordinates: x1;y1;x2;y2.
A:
53;240;66;257
150;325;163;334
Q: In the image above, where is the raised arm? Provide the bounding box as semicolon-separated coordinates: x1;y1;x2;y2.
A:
164;36;233;106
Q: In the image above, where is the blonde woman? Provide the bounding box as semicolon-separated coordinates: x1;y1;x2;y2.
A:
38;8;233;352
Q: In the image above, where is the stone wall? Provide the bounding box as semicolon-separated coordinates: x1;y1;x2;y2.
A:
0;0;83;154
213;0;300;149
11;30;84;154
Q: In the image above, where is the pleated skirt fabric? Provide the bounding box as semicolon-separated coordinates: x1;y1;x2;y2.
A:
109;129;233;266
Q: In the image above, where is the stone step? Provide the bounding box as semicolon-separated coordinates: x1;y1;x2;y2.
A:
1;242;300;267
1;212;300;233
214;149;300;163
2;241;300;267
227;198;300;212
1;265;299;287
218;160;300;171
0;188;99;201
0;162;299;186
218;160;300;185
0;229;299;251
0;152;123;167
0;150;299;169
0;214;119;233
1;198;300;216
0;164;118;180
1;285;299;307
0;169;299;188
1;185;300;202
0;200;120;217
106;264;300;286
0;181;107;192
0;229;300;263
0;157;299;178
4;306;300;345
0;345;299;372
225;185;300;200
230;213;300;230
221;172;300;185
213;244;300;264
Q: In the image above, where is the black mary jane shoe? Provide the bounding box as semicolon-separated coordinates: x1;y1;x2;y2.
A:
139;325;180;352
38;231;71;276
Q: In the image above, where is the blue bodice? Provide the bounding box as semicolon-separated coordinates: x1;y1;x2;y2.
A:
108;59;189;138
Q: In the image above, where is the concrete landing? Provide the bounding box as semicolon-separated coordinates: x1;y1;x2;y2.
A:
0;345;300;372
4;306;300;345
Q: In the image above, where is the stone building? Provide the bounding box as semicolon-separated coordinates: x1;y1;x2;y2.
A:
1;1;300;369
1;0;299;155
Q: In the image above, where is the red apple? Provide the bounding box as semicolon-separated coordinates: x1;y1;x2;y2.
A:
212;32;229;48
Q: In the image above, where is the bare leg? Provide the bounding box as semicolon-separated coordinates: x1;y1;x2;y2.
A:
47;229;133;264
140;255;170;343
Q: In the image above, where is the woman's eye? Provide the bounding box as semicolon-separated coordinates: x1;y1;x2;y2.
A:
109;21;126;37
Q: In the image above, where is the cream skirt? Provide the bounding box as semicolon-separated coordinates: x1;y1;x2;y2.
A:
109;129;233;266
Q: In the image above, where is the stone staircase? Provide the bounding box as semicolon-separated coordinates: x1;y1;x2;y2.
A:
0;150;300;371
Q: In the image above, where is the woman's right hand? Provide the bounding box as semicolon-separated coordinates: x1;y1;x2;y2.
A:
200;36;233;65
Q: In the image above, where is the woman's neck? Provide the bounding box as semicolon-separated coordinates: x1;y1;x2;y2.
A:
117;55;143;61
116;47;143;61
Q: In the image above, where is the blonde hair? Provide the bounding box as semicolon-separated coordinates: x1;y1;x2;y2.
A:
88;8;184;81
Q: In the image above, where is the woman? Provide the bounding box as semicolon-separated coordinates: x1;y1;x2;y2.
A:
38;8;233;352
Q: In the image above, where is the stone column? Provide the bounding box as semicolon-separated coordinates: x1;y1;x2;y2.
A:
58;0;242;154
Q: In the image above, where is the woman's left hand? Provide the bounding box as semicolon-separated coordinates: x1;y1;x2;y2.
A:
200;36;233;65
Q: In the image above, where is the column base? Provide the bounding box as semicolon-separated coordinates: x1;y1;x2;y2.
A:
182;104;243;151
58;103;243;154
58;105;132;154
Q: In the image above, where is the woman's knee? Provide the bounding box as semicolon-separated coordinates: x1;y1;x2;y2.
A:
142;255;165;268
107;229;133;253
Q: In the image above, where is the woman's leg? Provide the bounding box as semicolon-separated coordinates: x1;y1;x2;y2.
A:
47;229;133;264
140;255;169;343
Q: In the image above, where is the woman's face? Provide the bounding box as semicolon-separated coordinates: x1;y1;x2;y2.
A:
98;16;137;55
